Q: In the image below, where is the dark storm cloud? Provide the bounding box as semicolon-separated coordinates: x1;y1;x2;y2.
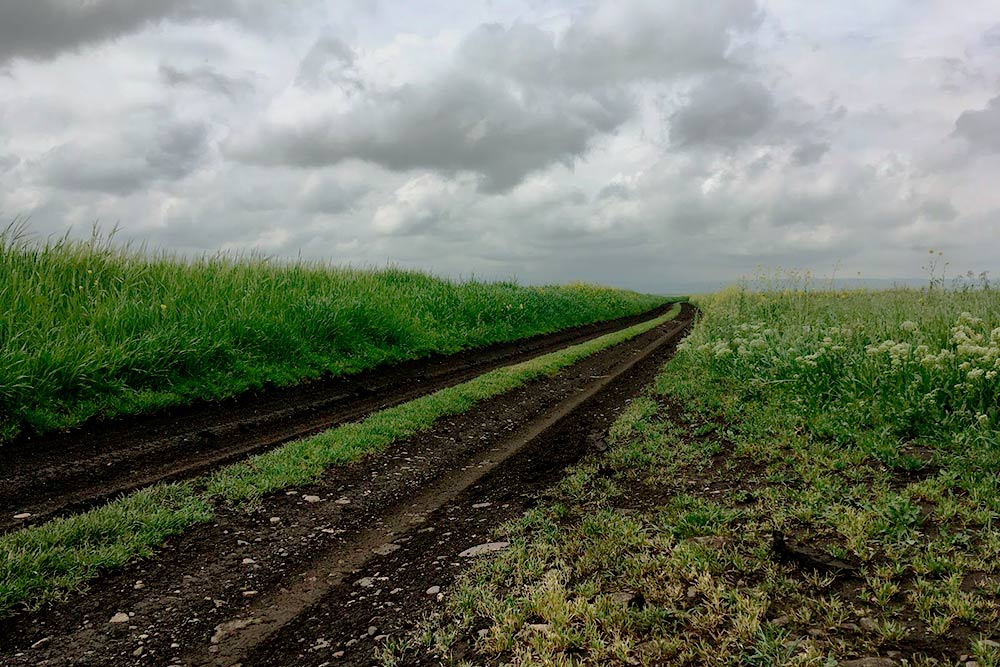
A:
230;0;762;191
954;93;1000;152
41;120;210;194
159;64;254;99
0;1;252;65
791;141;830;165
231;76;635;193
670;73;776;148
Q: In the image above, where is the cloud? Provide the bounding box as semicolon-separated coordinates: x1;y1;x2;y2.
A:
295;34;363;91
40;120;210;195
954;93;1000;152
372;174;464;236
228;1;763;191
791;141;830;165
669;73;776;148
0;1;257;65
159;64;254;99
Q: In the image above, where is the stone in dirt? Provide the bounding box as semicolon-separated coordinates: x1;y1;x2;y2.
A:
303;495;321;503
355;577;375;588
459;541;510;557
211;618;259;644
426;586;440;595
109;612;130;624
335;498;351;505
13;513;31;520
471;502;492;509
30;637;52;649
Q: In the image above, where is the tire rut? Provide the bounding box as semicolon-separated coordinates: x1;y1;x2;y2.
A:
0;304;693;667
0;304;673;533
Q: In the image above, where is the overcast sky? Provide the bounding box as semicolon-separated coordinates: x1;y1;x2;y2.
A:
2;1;999;291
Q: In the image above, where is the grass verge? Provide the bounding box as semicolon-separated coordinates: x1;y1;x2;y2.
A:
0;304;681;618
0;225;665;444
396;286;1000;666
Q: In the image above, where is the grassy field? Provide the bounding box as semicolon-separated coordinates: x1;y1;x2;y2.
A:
0;305;681;618
0;227;664;444
401;286;1000;666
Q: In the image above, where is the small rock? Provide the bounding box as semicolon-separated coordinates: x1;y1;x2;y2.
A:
686;585;698;599
356;577;374;588
109;612;130;624
333;650;345;658
269;517;281;524
132;646;144;657
303;495;321;503
30;637;51;650
242;590;258;597
459;541;510;557
335;498;351;505
525;623;552;634
133;580;145;590
426;586;441;595
367;626;377;636
770;615;790;627
471;502;492;509
211;618;258;644
858;617;877;632
477;629;489;639
967;662;980;667
838;659;896;667
242;558;256;565
13;513;31;520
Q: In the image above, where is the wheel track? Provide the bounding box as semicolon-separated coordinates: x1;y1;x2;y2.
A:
0;304;673;533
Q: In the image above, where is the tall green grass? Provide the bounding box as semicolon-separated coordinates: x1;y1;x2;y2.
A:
0;226;665;443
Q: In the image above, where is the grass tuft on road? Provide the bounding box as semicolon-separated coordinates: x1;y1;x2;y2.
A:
0;305;681;617
0;224;665;444
400;286;1000;666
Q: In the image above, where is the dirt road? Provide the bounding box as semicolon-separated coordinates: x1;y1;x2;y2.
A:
1;304;693;666
0;304;674;534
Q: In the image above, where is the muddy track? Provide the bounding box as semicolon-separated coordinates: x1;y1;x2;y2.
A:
0;303;675;533
1;304;693;667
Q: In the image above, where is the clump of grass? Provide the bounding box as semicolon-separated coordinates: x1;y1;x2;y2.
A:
0;223;665;444
402;284;1000;666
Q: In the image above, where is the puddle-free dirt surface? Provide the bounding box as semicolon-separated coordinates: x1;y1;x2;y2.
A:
0;304;674;534
0;304;693;666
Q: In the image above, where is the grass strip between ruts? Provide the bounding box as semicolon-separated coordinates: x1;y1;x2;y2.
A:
0;303;681;618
